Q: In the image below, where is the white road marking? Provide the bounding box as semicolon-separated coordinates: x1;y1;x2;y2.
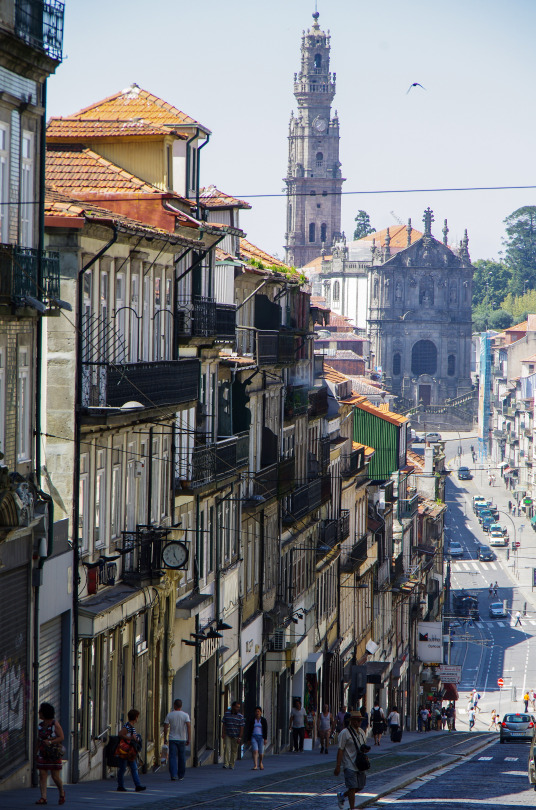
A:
478;756;493;760
497;622;505;627
504;757;518;761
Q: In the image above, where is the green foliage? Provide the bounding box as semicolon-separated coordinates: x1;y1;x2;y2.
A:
501;289;536;323
503;206;536;295
472;303;493;332
353;210;375;240
488;309;513;330
472;259;511;307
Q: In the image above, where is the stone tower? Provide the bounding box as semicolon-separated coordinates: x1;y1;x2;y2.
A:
284;12;344;268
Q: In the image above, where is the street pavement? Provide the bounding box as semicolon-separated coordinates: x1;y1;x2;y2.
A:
0;730;494;809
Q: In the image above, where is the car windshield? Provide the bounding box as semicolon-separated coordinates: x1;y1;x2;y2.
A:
490;524;502;531
450;543;462;549
504;715;531;723
459;467;469;472
490;603;503;610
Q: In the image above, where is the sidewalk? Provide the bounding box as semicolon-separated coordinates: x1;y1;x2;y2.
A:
0;731;493;809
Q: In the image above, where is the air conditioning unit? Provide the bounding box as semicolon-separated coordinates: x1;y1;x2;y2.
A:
272;628;287;651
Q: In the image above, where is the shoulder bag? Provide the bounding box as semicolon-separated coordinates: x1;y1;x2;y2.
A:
348;726;370;772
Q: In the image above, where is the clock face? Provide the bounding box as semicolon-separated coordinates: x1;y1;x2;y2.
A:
313;117;327;133
161;541;189;569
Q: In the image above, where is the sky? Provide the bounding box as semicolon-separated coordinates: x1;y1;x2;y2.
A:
48;0;536;264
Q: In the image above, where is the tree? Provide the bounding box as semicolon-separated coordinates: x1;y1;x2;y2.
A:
488;309;513;330
501;289;536;323
503;206;536;295
472;303;493;332
353;210;375;240
472;259;511;307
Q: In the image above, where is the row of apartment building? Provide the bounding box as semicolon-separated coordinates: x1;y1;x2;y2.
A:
0;1;448;790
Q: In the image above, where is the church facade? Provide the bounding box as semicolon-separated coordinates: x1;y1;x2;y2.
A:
284;12;344;268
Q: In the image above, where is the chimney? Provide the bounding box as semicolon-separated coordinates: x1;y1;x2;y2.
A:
424;446;434;475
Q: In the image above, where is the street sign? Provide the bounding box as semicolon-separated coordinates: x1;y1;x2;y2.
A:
438;665;462;683
524;497;533;506
498;678;504;687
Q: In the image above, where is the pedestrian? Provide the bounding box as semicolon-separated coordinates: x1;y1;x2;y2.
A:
289;698;307;752
508;500;512;514
532;690;536;710
441;706;447;730
317;703;334;753
420;705;430;732
468;707;476;731
387;705;400;741
335;705;347;735
35;702;66;805
335;711;369;810
358;704;369;735
473;690;481;713
445;703;453;731
163;698;191;782
493;582;499;597
117;708;146;793
246;706;267;770
524;692;530;712
371;700;386;746
515;610;522;627
433;704;442;729
222;700;244;770
489;583;493;598
489;709;498;731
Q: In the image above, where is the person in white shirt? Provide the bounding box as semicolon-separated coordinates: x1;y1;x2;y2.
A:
387;706;400;740
334;711;368;810
163;699;191;781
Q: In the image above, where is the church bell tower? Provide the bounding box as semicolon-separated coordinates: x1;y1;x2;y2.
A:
284;12;344;268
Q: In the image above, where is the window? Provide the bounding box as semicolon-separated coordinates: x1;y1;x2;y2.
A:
151;438;160;524
0;124;9;242
17;346;31;461
447;354;456;376
320;222;327;243
99;271;108;361
79;454;89;551
95;450;106;547
142;276;151;361
393;353;401;376
114;273;126;362
316;152;323;169
314;53;322;69
333;281;340;302
129;273;139;362
166;144;173;189
208;505;214;574
126;443;137;531
111;449;121;540
198;507;205;581
161;438;169;519
411;340;437;376
309;222;316;243
21;131;34;246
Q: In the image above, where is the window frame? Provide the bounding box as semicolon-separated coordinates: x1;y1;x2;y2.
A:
0;123;9;243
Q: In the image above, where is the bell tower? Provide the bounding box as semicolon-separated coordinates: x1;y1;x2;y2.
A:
284;12;344;268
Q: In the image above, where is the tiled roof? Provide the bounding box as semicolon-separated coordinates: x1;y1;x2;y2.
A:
44;187;201;247
353;441;375;457
199;185;251;210
356;224;423;249
47;118;188;140
325;350;365;360
504;320;528;333
302;255;332;271
353;395;408;426
316;331;364;342
521;354;536;363
323;364;351;385
239;238;294;273
349;378;388;397
46;146;161;194
407;450;425;472
66;84;207;131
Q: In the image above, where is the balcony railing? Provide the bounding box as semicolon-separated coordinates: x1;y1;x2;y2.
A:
186;432;249;488
215;303;236;341
398;492;419;519
341;449;360;478
278;332;295;363
257;331;278;365
391;551;405;582
319;436;331;472
283;474;330;523
341;532;368;572
285;385;309;418
318;509;350;555
120;525;174;583
15;0;65;62
308;386;328;417
82;358;200;409
0;243;61;307
252;457;295;502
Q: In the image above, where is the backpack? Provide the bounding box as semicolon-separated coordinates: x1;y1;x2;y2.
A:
105;735;122;767
372;708;383;723
348;726;370;772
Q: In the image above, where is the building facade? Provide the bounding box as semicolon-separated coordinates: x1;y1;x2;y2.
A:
284;12;343;268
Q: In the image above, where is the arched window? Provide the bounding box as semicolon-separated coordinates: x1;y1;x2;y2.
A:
309;222;316;243
333;281;340;302
316;152;324;167
393;353;401;376
447;354;456;376
411;340;437;376
288;204;292;232
320;223;327;243
373;280;379;299
314;54;322;70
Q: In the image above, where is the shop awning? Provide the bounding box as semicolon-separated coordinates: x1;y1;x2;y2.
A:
78;583;147;638
442;683;459;701
366;661;390;684
175;591;213;619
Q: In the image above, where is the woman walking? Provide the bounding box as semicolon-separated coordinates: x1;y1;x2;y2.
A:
317;704;333;753
117;709;146;792
246;706;267;770
387;705;400;741
489;709;498;731
35;702;65;805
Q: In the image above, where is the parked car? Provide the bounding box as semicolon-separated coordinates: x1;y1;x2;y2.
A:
490;523;508;539
489;601;507;618
458;466;473;480
482;516;494;532
449;541;464;558
478;545;496;561
473;496;489;511
500;713;535;743
424;432;442;443
478;509;494;524
528;726;536;788
490;531;509;547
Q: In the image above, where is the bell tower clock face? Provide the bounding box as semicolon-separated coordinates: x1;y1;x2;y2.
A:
313;116;328;133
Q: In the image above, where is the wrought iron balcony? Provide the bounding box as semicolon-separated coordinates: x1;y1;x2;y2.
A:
284;385;309;418
121;525;175;583
398;492;419;520
15;0;64;62
215;303;236;341
319;436;331;472
278;332;295;363
82;358;200;409
252;456;295;502
283;474;330;523
187;432;249;488
0;243;60;307
308;386;328;417
341;449;362;478
318;509;350;555
341;532;368;572
176;296;215;337
257;331;278;365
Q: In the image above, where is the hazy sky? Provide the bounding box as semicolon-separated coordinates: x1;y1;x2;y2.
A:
48;0;536;263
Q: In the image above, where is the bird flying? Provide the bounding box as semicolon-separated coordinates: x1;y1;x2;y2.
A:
406;82;426;94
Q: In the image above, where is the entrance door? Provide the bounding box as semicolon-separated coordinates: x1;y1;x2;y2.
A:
418;385;431;406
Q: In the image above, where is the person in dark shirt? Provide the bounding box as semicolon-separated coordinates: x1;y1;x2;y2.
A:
222;701;245;770
359;705;369;734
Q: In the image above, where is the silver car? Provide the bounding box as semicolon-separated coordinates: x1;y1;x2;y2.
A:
500;713;535;743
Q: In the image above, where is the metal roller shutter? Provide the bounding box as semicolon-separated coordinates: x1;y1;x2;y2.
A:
39;618;62;722
0;566;30;777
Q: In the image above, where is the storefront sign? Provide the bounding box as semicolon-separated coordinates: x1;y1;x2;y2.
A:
417;621;443;663
438;665;462;683
240;613;263;671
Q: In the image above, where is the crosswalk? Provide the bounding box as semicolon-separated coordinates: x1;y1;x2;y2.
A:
473;619;536;627
454;561;500;571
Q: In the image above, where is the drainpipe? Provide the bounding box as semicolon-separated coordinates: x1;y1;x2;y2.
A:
71;226;118;783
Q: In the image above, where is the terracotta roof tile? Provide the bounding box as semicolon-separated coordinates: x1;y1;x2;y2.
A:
47;118;187;140
199;185;251;210
46;146;161;195
239;238;295;273
356;224;423;249
407;450;425;472
353;395;408;426
323;364;351;385
66;84;207;131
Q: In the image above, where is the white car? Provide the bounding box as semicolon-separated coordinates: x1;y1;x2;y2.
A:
449;541;464;558
489;531;508;547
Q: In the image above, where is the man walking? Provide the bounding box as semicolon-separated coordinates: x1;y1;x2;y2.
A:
222;701;244;770
163;699;190;782
493;582;499;597
335;711;368;810
515;610;522;627
468;706;476;731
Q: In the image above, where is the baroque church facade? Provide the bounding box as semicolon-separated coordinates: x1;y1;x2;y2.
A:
284;12;344;268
